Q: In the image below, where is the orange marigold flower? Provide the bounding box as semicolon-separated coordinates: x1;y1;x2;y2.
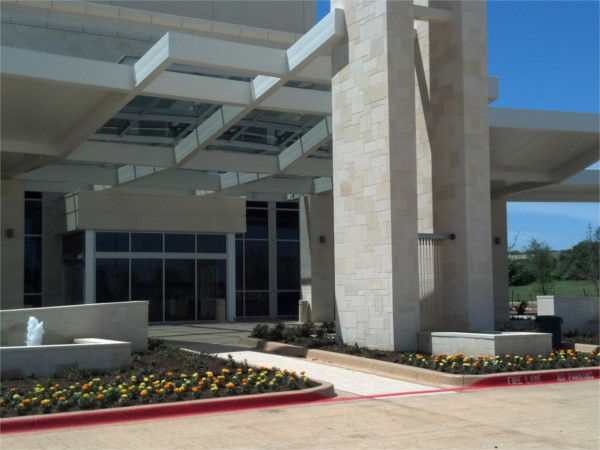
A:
226;383;235;389
140;390;147;397
22;399;32;404
59;396;66;402
97;394;105;400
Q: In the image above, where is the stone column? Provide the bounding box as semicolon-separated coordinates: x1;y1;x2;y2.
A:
299;193;335;322
491;198;510;326
1;180;25;310
331;0;419;350
428;1;494;332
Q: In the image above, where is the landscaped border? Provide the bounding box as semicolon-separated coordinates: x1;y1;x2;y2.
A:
241;337;600;389
0;380;334;434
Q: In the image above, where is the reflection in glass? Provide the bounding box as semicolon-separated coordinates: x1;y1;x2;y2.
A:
96;259;129;303
132;259;163;321
96;232;129;252
276;209;299;240
277;241;300;290
131;233;163;252
25;201;42;235
197;260;226;320
245;241;269;290
277;291;301;317
197;235;226;253
165;259;195;320
165;234;195;253
245;209;268;239
242;291;269;316
24;237;42;293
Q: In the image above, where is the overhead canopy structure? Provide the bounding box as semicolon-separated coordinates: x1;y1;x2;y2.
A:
2;8;598;202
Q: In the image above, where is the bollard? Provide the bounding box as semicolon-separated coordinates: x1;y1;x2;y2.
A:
299;300;310;323
216;299;226;323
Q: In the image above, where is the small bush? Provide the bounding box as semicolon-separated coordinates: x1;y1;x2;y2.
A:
250;324;270;339
269;323;286;341
296;322;316;338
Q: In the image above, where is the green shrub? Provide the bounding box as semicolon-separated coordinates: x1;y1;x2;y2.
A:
250;324;270;339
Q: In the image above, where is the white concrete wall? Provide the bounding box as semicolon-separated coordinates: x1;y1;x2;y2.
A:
0;301;148;352
431;331;552;358
98;1;316;34
0;180;25;310
537;296;600;334
54;191;246;234
1;339;131;379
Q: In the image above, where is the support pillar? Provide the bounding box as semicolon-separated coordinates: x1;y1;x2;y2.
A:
1;180;25;310
331;0;419;350
428;1;494;332
299;193;335;322
491;199;510;326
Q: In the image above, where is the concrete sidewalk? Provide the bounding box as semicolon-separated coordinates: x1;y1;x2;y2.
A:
148;322;443;397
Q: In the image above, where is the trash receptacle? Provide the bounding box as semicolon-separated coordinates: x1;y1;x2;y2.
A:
299;300;310;323
216;299;226;323
535;315;563;349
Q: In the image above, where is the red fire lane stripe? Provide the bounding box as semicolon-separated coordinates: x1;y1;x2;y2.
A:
2;368;598;434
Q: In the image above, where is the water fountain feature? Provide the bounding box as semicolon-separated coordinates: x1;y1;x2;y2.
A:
25;316;44;346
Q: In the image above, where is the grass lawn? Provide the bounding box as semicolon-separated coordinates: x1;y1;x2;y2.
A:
509;280;599;303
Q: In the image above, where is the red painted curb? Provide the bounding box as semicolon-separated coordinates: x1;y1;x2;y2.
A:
0;391;325;435
465;367;600;389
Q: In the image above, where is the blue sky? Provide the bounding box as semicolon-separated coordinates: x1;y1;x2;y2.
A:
317;1;599;251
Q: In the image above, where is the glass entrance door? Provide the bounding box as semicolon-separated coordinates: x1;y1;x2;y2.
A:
197;260;226;320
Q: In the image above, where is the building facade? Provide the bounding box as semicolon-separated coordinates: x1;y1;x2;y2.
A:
1;1;598;349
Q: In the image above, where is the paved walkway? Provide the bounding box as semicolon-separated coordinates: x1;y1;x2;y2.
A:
148;322;442;397
1;323;599;449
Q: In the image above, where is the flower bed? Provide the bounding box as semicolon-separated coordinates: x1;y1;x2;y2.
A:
0;339;315;419
251;323;599;375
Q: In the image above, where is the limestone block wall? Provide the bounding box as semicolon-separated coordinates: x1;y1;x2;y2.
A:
331;0;419;350
427;1;494;332
0;301;148;352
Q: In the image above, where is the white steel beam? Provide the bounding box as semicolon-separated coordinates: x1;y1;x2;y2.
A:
0;47;132;91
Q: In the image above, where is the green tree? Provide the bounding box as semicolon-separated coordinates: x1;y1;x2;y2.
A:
525;238;556;295
556;225;599;295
